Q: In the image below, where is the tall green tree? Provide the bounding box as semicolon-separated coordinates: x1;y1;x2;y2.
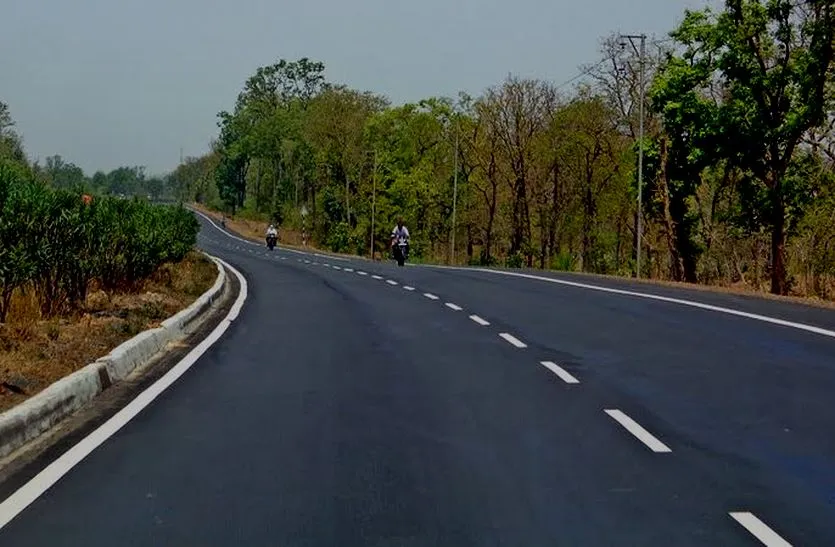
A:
662;0;835;294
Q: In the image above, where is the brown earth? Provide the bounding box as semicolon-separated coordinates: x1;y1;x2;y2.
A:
0;252;217;412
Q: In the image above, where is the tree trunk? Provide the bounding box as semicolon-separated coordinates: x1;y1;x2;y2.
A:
510;177;526;256
547;165;560;268
770;191;788;295
657;137;685;281
582;187;595;271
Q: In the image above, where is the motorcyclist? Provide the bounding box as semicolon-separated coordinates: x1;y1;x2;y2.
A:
390;217;410;259
265;224;278;246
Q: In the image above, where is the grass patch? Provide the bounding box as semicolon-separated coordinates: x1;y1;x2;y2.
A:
0;251;217;412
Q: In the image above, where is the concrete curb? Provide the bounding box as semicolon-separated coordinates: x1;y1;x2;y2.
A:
0;255;227;460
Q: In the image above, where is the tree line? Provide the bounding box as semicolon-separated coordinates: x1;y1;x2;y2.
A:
176;0;835;298
0;103;199;323
0;104;175;201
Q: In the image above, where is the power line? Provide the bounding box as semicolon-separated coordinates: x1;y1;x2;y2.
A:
554;59;608;90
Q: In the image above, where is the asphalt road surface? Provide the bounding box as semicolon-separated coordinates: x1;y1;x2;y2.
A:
1;213;834;546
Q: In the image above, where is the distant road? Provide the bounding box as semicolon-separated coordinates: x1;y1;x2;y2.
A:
1;213;833;546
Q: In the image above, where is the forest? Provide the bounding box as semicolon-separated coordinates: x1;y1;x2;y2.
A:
181;2;832;297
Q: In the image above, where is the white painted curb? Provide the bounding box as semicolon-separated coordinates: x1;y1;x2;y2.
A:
0;255;228;460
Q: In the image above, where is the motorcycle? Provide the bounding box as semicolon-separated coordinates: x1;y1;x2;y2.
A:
266;233;277;250
392;241;409;267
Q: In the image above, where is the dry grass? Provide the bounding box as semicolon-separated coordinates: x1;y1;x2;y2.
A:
0;252;217;412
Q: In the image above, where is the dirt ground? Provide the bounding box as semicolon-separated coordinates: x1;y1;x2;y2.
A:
0;252;218;412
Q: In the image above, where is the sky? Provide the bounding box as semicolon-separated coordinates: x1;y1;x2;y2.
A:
0;0;715;175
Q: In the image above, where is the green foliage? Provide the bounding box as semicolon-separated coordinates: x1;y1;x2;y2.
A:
174;10;833;297
0;164;198;321
654;0;835;293
505;252;524;269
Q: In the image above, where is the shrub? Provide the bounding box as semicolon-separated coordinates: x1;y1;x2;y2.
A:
0;165;199;321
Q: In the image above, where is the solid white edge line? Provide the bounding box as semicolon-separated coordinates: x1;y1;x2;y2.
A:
191;208;349;261
0;256;248;531
423;293;439;300
604;409;672;453
455;267;835;340
469;314;490;326
445;302;463;311
498;332;527;348
540;361;579;384
403;286;415;291
729;512;792;547
386;280;398;285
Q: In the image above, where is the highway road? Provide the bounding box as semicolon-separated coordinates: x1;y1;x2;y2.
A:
1;212;834;546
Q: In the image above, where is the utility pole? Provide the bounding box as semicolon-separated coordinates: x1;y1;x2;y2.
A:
371;151;377;260
620;33;647;279
450;119;459;264
179;147;184;202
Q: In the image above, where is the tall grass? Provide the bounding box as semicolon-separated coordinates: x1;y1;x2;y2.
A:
0;161;198;322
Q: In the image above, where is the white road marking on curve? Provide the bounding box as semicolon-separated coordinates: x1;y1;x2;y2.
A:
453;267;835;341
540;361;579;384
729;512;792;547
498;333;527;348
604;409;671;453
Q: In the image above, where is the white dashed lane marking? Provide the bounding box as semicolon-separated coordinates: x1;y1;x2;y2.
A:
445;303;463;311
498;333;527;348
357;271;368;276
386;280;398;286
372;275;383;280
729;513;792;547
344;268;354;272
540;361;579;384
403;286;415;291
604;410;671;453
423;293;439;300
469;315;490;326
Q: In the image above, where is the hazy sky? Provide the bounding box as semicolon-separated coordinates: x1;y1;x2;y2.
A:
1;0;713;175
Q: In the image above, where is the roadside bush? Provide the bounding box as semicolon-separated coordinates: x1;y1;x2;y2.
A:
0;164;199;321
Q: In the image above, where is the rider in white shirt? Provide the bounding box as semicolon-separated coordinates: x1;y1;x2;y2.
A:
265;224;277;245
390;217;410;255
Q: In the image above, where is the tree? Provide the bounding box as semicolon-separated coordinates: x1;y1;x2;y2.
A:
44;155;87;189
0;101;13;134
553;93;630;272
662;0;835;294
0;101;25;165
481;77;557;266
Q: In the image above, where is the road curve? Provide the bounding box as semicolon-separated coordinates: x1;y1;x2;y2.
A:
0;214;833;546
